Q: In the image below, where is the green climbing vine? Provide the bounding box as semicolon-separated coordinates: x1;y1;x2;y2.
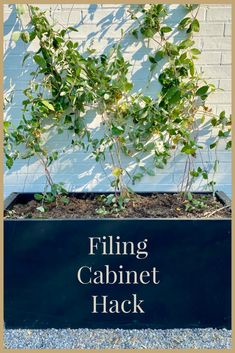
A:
4;4;231;213
129;4;231;194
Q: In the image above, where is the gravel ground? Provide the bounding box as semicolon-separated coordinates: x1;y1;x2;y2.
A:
4;328;231;349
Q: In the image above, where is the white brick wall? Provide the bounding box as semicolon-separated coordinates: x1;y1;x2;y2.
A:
4;4;232;198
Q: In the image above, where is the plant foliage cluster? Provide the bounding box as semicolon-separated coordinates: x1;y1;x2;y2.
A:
4;4;231;213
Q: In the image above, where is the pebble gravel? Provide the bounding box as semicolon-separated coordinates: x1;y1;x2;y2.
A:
4;328;231;349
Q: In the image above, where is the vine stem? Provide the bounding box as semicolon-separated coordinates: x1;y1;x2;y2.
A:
36;153;54;186
205;205;230;218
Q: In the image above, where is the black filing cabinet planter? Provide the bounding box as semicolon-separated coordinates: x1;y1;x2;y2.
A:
4;192;231;329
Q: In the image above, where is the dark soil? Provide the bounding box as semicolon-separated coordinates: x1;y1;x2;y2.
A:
4;193;231;219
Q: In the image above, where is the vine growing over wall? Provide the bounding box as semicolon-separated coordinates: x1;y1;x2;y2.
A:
4;4;231;213
129;4;231;191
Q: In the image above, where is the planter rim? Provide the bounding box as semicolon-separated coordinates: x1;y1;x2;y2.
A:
4;190;231;222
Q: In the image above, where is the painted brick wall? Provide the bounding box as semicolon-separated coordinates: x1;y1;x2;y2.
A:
4;4;232;197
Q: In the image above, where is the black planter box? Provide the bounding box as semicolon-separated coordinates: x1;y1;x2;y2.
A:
4;191;231;329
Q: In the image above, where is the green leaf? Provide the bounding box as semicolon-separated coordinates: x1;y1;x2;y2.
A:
124;82;133;92
61;196;70;205
67;26;78;32
218;130;230;138
226;141;232;150
201;115;205;124
36;206;45;213
3;121;11;129
210;142;217;149
6;157;13;169
160;26;172;34
187;192;193;201
191;19;200;32
29;31;36;41
41;100;55;111
111;125;124;136
181;145;196;155
21;31;30;43
190;170;199;177
132;29;138;39
12;31;21;42
76;67;81;76
165;86;178;99
51;151;58;160
141;28;154;38
155;50;165;62
33;54;47;68
22;52;30;66
148;56;157;64
211;117;217;126
196;85;209;96
199;95;208;102
179;52;187;62
189;61;195;76
132;173;144;183
166;42;179;56
191;48;201;55
64;115;72;124
34;193;43;201
169;90;181;104
202;172;208;180
67;40;74;49
165;86;181;104
219;110;226;121
60;29;66;37
178;17;192;29
179;39;195;49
